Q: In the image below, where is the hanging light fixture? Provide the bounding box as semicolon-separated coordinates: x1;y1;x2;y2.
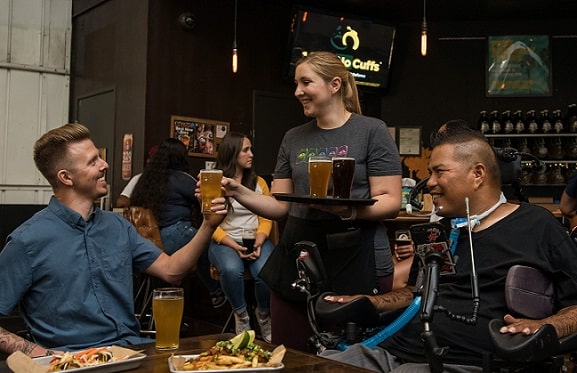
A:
421;0;428;56
232;0;238;73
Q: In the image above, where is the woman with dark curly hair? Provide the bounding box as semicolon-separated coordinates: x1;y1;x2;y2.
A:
131;138;224;307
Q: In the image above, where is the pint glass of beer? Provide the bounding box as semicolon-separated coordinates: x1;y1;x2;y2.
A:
153;287;184;350
199;169;223;213
332;157;355;198
308;156;332;197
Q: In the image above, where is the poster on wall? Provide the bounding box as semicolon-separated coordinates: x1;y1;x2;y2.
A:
486;35;552;97
170;115;229;158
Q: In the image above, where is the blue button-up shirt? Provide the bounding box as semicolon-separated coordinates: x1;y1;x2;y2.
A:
0;197;162;350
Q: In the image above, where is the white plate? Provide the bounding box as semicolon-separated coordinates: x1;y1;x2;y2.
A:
168;355;284;372
32;353;146;373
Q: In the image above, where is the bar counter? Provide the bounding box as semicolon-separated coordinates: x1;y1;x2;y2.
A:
0;334;374;372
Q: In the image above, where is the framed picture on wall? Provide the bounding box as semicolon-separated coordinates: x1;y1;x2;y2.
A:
170;115;229;158
398;127;421;155
486;35;552;97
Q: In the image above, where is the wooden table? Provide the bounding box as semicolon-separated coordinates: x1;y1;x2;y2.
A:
0;334;374;372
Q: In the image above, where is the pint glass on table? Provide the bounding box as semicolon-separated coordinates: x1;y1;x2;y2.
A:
153;287;184;350
308;156;332;198
199;169;223;214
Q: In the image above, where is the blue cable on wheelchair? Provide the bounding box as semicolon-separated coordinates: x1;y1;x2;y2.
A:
335;295;422;351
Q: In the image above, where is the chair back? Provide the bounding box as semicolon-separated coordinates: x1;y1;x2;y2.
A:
123;206;164;250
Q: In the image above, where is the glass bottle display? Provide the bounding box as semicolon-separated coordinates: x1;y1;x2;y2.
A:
513;110;525;134
526;110;538;134
552;109;564;133
490;110;501;134
502;110;514;134
478;110;490;134
539;109;552;134
483;106;577;189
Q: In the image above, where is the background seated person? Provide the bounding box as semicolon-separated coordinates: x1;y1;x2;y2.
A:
130;138;224;308
115;144;158;208
208;132;274;342
322;124;577;372
0;123;227;357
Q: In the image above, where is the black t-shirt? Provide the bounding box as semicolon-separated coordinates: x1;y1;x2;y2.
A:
381;203;577;366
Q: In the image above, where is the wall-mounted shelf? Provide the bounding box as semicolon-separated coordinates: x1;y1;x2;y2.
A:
485;133;577;138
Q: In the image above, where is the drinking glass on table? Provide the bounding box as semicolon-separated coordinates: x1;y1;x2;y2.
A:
308;156;332;198
200;169;223;214
153;287;184;350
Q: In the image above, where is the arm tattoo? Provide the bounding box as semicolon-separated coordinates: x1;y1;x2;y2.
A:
547;305;577;338
370;287;415;312
0;326;40;356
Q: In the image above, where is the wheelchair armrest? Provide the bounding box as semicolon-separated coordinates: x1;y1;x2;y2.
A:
315;292;381;326
315;292;406;327
489;319;560;362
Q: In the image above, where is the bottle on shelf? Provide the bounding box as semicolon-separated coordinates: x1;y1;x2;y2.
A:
532;137;548;159
478;110;490;134
513;110;526;134
526;110;538;134
568;138;577;159
532;162;548;184
549;163;566;184
549;137;564;160
517;137;531;154
552;109;564;133
501;110;514;134
490;110;501;134
539;109;552;134
567;104;577;133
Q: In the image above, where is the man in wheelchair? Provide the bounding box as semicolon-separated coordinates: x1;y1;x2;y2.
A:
316;125;577;372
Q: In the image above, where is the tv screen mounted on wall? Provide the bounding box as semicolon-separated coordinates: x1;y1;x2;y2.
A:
286;9;396;90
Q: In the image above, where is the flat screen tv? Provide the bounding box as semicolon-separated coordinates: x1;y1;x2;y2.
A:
286;8;396;90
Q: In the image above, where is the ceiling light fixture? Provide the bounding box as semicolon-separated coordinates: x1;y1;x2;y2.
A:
232;0;238;73
421;0;428;56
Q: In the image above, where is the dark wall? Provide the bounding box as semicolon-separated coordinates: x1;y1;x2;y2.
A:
72;0;149;202
383;19;577;144
143;0;297;175
71;0;577;202
0;205;46;249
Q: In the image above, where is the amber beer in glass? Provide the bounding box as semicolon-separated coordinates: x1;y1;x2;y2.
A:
200;169;223;213
332;157;355;198
153;287;184;350
308;156;332;197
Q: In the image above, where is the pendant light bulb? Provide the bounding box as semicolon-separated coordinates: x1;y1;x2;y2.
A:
421;22;427;56
421;0;427;57
232;43;238;73
232;0;238;73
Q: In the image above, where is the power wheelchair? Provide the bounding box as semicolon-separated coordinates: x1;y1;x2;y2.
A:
291;239;577;373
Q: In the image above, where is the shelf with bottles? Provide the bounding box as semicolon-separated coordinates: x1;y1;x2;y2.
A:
487;136;577;161
518;161;575;186
485;133;577;138
479;105;577;136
